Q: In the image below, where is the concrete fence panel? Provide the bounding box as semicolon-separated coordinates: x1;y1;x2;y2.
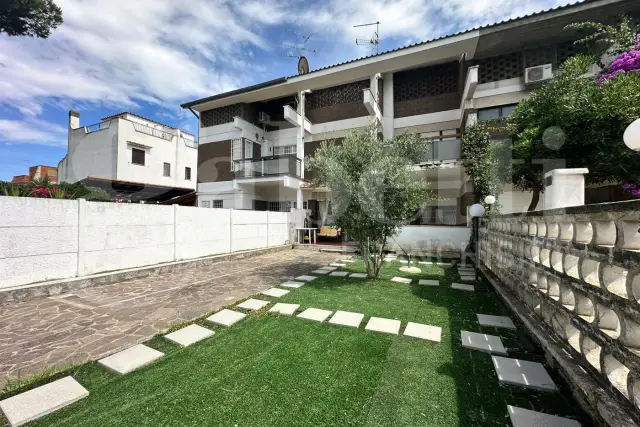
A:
231;210;268;252
175;206;231;260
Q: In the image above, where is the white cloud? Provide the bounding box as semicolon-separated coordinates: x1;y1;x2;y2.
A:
0;119;67;146
0;0;573;138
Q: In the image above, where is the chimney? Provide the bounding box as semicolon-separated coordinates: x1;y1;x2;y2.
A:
69;110;80;129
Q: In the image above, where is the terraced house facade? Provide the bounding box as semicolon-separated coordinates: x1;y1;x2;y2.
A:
182;0;640;231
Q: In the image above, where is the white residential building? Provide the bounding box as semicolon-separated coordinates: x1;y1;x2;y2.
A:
58;111;197;202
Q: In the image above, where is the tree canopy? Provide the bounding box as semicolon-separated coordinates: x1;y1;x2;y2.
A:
309;126;433;278
1;0;63;38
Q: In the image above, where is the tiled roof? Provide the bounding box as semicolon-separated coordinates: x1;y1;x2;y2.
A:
181;0;596;108
100;111;195;136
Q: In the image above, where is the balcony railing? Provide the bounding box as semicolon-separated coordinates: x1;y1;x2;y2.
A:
84;121;111;133
132;122;174;141
233;155;302;179
420;138;462;163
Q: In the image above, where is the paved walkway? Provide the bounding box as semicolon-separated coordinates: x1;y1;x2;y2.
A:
0;249;341;388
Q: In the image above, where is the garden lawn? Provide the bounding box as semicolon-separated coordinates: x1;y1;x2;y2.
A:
2;259;588;427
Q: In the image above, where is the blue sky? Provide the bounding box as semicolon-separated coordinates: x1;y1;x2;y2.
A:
0;0;573;181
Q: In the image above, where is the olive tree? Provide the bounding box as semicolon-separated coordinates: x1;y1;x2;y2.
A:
308;126;433;278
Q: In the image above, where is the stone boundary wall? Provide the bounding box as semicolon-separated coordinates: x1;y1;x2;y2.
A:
0;197;292;290
478;200;640;426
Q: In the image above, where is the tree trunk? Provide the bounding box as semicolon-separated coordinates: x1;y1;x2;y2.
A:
528;186;541;211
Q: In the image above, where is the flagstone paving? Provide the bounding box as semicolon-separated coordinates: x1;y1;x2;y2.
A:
269;303;300;315
98;344;164;375
237;298;270;311
0;249;341;388
261;288;290;298
328;311;364;328
206;309;247;326
365;317;401;335
164;325;214;347
491;356;558;392
460;331;507;355
0;376;89;427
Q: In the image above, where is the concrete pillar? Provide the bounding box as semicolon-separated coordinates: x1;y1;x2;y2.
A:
382;73;394;140
543;168;589;209
297;91;306;178
296;188;303;211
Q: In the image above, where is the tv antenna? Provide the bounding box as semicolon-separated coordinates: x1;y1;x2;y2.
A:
281;28;318;58
354;21;380;54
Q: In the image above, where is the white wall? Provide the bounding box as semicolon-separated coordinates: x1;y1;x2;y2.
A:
63;126;118;183
0;198;78;289
388;225;471;253
0;197;293;290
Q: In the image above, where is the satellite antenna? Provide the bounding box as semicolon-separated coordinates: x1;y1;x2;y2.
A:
354;21;380;54
281;28;318;74
298;56;310;75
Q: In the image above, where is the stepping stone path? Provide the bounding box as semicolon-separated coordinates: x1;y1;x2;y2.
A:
418;261;433;265
330;263;346;267
269;303;299;315
399;260;409;264
403;322;442;342
295;275;316;282
280;281;305;289
507;405;581;427
98;344;164;375
391;277;412;284
418;279;439;286
165;325;214;347
459;276;475;282
320;266;337;271
311;269;331;275
349;273;367;278
461;331;507;355
436;262;452;267
237;298;270;311
329;311;364;328
491;356;557;392
452;283;474;292
365;317;401;335
261;287;290;298
329;271;349;277
297;308;333;322
340;259;355;263
0;376;89;427
206;309;247;326
477;314;516;330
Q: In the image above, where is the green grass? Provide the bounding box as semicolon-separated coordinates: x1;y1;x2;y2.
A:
3;259;590;427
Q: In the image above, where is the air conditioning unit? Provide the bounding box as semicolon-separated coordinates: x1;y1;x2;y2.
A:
258;112;270;124
525;64;553;85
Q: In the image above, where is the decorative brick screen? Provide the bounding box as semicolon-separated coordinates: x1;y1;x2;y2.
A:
305;80;370;123
524;45;556;69
477;52;522;84
201;104;242;127
557;40;586;66
393;62;460;117
479;201;640;426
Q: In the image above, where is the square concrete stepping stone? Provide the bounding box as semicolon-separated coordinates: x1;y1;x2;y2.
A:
164;325;214;347
418;261;434;265
459;276;476;282
261;287;290;298
311;269;331;275
340;259;355;263
418;279;439;286
206;309;247;326
399;259;409;264
295;275;316;282
507;405;581;427
269;303;300;315
403;322;441;342
452;283;474;292
391;277;412;284
297;308;332;322
0;376;89;427
491;356;557;391
238;298;270;311
365;317;401;335
319;266;337;271
349;273;367;278
329;271;349;277
280;281;305;288
437;262;452;267
329;311;364;328
330;263;346;267
461;331;507;355
477;314;516;330
98;344;163;375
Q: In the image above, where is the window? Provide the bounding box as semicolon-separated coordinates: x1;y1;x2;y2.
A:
478;104;518;121
200;201;211;208
268;201;292;212
303;201;308;209
212;200;223;208
273;145;297;155
163;162;171;177
231;138;243;171
185;167;191;180
132;148;145;165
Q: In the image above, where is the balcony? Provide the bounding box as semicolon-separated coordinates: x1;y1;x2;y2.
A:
233;155;302;179
417;138;462;165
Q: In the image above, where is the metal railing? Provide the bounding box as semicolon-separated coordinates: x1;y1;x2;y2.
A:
132;122;174;141
422;138;462;163
84;121;110;133
233;155;302;179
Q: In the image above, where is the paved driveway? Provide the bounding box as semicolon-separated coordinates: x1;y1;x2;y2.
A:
0;249;342;388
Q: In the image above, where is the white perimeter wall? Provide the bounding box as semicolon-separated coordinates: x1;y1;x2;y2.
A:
388;225;471;253
0;197;292;290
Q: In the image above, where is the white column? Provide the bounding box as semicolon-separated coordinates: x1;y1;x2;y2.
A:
382;72;394;140
543;168;589;210
296;188;303;210
297;91;306;178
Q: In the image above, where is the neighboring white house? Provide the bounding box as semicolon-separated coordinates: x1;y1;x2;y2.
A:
58;111;197;202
